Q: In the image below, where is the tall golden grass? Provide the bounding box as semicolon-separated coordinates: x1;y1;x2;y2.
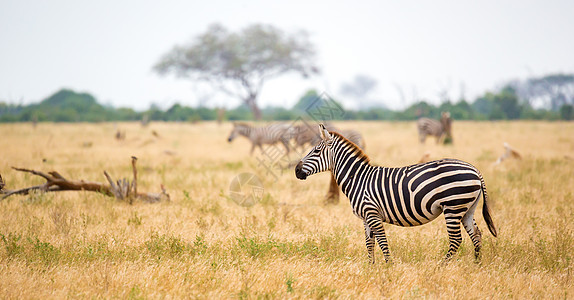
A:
0;121;573;298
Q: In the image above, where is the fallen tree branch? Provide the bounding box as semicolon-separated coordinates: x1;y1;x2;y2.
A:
0;157;169;203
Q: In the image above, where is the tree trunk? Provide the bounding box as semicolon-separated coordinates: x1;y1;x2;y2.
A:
245;95;262;121
324;173;340;204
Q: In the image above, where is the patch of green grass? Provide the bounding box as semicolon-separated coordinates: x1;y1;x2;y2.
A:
225;161;243;170
285;273;296;293
145;232;186;259
28;236;61;264
127;212;143;226
1;232;24;257
1;233;61;264
235;235;277;258
182;189;194;205
231;229;353;261
127;285;144;300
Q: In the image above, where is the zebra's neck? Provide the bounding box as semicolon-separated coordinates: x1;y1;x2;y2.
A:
330;134;374;197
237;125;252;137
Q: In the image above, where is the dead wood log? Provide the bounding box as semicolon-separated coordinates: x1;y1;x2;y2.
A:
0;157;169;203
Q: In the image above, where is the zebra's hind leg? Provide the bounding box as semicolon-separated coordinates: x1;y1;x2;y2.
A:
366;215;392;263
463;218;482;260
462;199;483;260
363;221;375;264
419;133;426;144
443;211;464;261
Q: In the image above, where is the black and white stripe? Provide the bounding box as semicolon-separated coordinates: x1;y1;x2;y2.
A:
295;124;497;262
228;122;293;155
417;112;452;144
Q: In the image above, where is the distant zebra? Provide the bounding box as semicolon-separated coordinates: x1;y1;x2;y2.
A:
417;112;453;144
227;122;293;155
291;123;366;204
292;123;365;150
295;124;497;262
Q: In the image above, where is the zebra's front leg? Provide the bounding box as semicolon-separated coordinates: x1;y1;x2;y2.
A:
366;215;392;263
437;132;447;144
363;221;375;264
281;139;290;157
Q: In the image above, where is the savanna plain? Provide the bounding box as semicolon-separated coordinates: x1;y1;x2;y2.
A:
0;121;573;299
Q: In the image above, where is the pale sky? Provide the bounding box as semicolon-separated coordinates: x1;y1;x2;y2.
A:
1;0;573;111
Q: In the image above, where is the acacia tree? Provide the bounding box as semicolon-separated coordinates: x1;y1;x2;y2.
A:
154;23;319;120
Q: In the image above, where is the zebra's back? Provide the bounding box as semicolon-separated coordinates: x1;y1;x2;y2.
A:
417;117;444;137
365;159;482;227
251;123;291;144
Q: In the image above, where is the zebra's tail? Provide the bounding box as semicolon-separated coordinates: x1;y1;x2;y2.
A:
480;173;498;237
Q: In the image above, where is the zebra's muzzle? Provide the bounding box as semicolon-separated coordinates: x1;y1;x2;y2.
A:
295;161;307;180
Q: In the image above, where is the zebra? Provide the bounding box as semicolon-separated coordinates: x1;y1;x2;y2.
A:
295;124;497;263
227;122;293;155
417;112;453;144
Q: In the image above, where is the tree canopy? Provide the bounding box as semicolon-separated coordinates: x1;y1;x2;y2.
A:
154;23;319;120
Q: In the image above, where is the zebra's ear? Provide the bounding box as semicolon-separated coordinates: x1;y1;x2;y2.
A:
319;124;331;141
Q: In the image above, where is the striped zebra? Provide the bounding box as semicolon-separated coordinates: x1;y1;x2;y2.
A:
227;122;293;155
295;124;497;262
417;112;453;144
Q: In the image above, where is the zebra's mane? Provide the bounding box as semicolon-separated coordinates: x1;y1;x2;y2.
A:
330;131;371;164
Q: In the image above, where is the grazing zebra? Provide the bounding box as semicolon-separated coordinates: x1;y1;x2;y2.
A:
227;122;293;155
417;112;453;144
295;124;497;262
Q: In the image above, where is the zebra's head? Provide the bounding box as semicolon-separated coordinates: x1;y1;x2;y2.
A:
295;124;334;180
227;122;243;142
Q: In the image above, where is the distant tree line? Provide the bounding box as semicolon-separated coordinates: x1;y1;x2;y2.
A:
1;85;573;123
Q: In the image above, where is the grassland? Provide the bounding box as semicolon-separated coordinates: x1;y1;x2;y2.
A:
0;121;573;299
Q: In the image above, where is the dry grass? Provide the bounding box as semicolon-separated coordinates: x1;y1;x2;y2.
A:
0;121;573;299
